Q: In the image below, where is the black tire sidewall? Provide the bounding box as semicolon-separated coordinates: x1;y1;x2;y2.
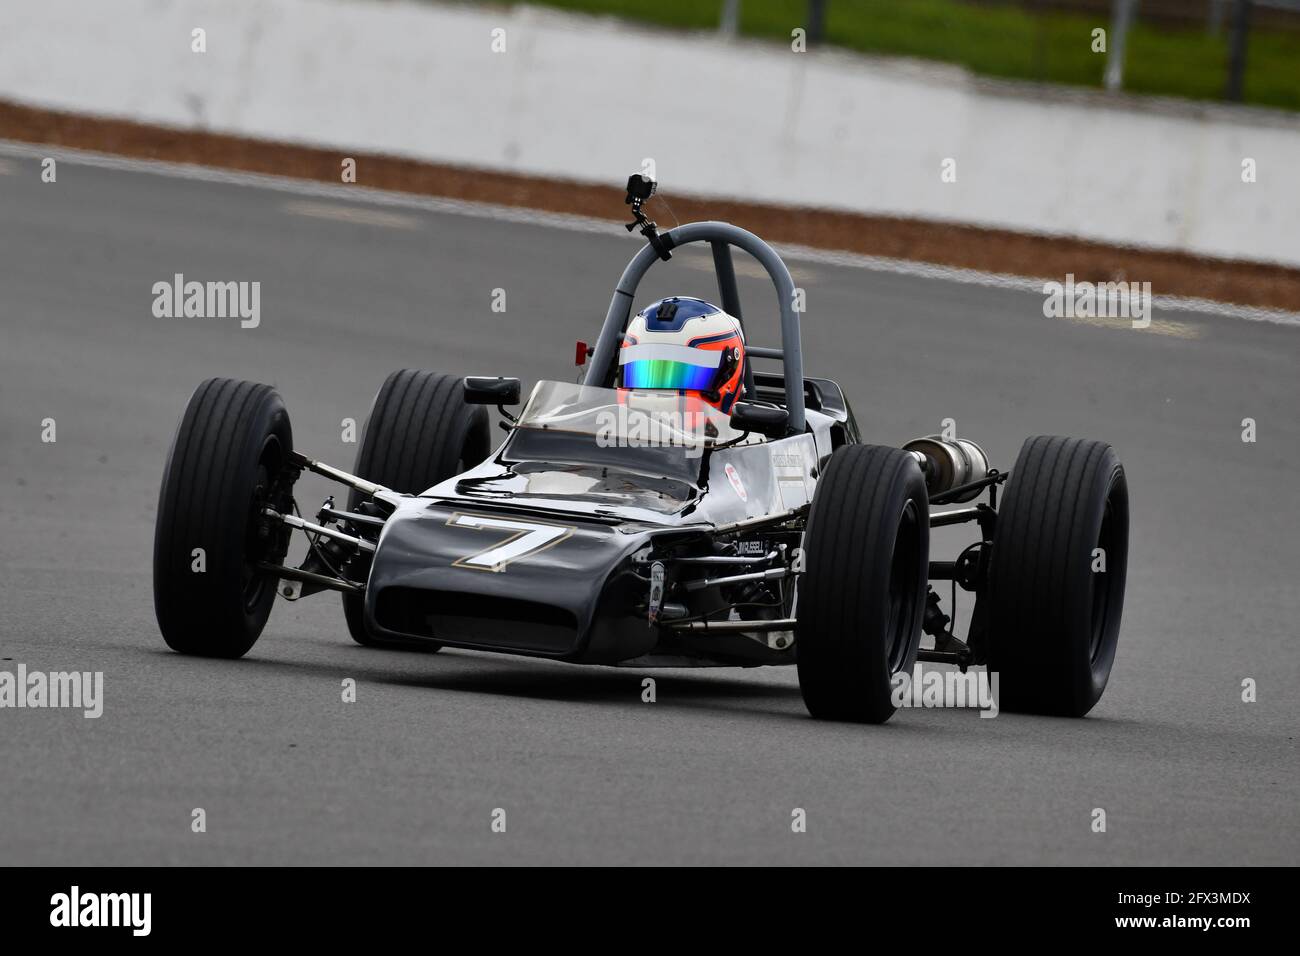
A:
796;444;930;723
988;436;1129;716
343;370;490;648
153;379;293;657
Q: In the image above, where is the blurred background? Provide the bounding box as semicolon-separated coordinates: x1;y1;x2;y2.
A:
510;0;1300;110
2;0;1297;276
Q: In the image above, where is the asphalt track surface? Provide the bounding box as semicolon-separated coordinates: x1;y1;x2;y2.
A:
1;149;1297;865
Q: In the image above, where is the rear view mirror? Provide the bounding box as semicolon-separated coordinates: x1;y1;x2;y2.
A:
730;402;788;439
463;377;521;406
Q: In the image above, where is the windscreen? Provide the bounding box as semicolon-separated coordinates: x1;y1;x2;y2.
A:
505;380;748;477
516;381;740;446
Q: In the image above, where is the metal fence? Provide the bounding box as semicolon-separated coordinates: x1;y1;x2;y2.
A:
717;0;1299;104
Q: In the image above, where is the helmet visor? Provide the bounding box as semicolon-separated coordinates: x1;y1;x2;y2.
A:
619;343;721;391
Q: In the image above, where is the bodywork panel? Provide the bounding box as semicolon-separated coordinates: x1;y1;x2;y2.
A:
363;429;820;663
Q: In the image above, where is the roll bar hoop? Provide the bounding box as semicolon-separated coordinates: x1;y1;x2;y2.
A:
582;221;805;434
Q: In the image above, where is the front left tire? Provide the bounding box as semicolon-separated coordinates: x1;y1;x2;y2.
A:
342;369;491;648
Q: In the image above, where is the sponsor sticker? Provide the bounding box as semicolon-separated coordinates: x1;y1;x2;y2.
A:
724;463;747;502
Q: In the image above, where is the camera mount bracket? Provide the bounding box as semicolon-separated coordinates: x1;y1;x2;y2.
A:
624;173;674;261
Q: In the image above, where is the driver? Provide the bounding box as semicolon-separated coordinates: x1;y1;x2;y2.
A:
617;296;746;413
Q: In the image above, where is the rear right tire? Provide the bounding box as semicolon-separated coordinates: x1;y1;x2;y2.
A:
986;435;1129;717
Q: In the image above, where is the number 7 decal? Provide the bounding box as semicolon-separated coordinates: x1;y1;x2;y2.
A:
447;513;574;572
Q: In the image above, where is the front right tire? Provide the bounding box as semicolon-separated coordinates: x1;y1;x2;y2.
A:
153;378;295;658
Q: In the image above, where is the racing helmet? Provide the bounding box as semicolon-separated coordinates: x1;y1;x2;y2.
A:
618;297;745;411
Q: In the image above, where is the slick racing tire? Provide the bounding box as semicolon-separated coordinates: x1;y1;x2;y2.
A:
154;378;296;658
986;436;1129;717
343;369;492;648
796;444;930;723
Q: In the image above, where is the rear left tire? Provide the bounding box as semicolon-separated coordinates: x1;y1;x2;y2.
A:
796;444;930;723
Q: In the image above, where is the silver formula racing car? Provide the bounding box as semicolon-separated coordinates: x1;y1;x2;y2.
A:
153;174;1129;722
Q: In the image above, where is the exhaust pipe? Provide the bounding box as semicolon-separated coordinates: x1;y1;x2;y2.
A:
903;436;991;503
